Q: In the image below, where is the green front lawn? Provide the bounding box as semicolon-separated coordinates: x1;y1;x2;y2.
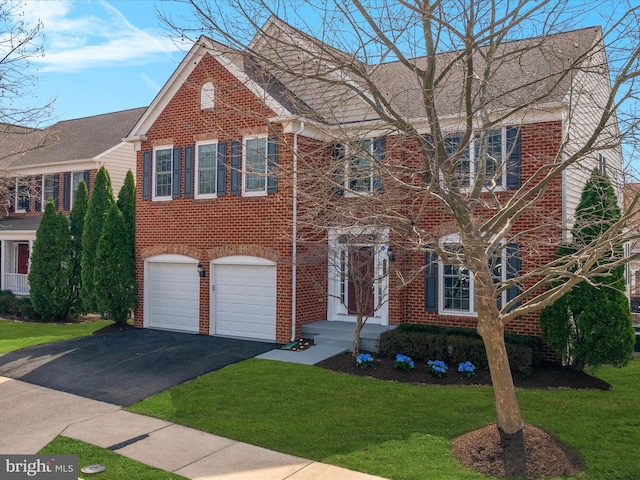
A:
0;318;112;354
39;437;186;480
130;357;640;480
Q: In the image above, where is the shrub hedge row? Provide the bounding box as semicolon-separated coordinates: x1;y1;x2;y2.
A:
378;324;542;376
0;290;39;321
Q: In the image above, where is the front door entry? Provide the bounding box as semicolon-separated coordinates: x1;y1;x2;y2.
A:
346;246;375;316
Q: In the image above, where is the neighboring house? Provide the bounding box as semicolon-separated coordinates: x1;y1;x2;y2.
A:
0;108;145;295
624;182;640;312
125;18;621;344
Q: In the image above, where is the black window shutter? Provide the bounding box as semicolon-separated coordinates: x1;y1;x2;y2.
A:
172;147;182;199
35;175;42;212
7;180;14;213
184;145;194;198
506;127;521;189
217;142;227;195
267;136;278;193
372;136;386;193
63;173;71;210
142;151;151;200
424;250;439;312
53;175;59;210
230;140;241;195
332;143;345;196
506;243;521;309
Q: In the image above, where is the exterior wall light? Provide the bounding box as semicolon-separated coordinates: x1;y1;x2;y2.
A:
197;262;206;278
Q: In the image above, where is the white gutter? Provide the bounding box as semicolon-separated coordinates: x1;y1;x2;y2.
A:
291;119;304;342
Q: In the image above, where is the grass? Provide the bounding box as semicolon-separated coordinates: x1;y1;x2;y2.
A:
39;437;186;480
0;318;112;354
129;357;640;480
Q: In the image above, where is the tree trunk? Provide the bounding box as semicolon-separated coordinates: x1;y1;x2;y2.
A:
475;277;527;477
353;312;363;357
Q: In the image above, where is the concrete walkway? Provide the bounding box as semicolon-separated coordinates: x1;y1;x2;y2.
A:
1;344;386;480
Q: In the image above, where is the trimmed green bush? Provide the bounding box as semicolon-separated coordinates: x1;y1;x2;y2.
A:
0;290;38;320
378;325;536;376
94;204;136;324
69;180;88;315
28;202;73;321
81;167;114;312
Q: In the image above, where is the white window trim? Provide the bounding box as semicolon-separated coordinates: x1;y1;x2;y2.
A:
14;178;29;213
438;234;507;317
195;140;218;199
152;145;173;201
242;135;268;197
444;127;508;192
70;171;86;209
343;139;375;197
42;175;56;211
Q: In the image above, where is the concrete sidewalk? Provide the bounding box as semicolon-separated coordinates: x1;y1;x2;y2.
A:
0;376;386;480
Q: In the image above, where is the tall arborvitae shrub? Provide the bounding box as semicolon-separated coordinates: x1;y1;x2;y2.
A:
116;170;136;255
28;202;72;321
540;169;635;370
80;167;114;312
69;180;88;315
94;204;136;324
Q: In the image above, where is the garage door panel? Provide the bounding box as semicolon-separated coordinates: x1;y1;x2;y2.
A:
212;263;276;341
146;261;200;333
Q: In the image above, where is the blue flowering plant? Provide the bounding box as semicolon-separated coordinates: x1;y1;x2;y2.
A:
356;353;374;368
427;360;448;377
395;354;415;372
458;361;477;378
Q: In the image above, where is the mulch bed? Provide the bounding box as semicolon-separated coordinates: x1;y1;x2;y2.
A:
316;352;610;478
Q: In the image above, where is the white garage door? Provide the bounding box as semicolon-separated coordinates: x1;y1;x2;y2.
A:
146;258;200;333
212;257;276;341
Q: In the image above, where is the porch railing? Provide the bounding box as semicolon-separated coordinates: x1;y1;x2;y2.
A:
4;273;30;296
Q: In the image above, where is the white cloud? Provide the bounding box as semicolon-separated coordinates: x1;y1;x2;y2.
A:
21;0;184;72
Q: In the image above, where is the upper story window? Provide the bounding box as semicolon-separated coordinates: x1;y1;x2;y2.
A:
15;177;30;212
154;146;173;200
243;137;270;196
42;175;57;210
71;172;86;207
442;126;520;190
201;82;214;110
332;137;386;195
196;141;218;198
598;154;607;175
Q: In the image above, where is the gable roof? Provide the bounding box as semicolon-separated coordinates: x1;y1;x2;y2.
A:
126;37;295;140
2;107;146;169
248;17;603;124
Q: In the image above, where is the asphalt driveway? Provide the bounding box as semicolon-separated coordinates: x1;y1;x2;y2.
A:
0;328;275;406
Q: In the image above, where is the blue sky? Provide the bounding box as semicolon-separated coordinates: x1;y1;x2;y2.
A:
21;0;191;122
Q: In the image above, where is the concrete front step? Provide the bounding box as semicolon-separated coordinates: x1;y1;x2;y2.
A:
301;321;395;353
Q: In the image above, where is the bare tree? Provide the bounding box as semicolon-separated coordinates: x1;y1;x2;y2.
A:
161;0;640;473
0;0;53;212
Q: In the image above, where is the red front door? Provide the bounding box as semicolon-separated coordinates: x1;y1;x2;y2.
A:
347;246;375;316
17;244;29;274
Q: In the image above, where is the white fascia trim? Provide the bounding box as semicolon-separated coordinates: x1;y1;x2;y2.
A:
8;159;99;175
129;37;291;138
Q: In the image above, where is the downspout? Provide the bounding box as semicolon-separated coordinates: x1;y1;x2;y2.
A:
291;119;304;342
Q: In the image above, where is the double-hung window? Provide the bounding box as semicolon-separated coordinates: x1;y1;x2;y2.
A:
424;235;520;315
154;146;173;200
15;177;30;212
196;141;217;198
444;127;517;189
332;137;385;195
71;172;86;206
43;175;56;209
348;139;374;193
243;137;268;195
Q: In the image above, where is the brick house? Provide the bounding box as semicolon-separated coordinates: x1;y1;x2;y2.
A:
0;108;144;295
125;19;622;344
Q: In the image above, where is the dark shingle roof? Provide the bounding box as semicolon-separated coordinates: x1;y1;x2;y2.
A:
0;216;42;232
2;107;146;169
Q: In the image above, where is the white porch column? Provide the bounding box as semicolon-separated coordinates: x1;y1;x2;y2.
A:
0;240;5;291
